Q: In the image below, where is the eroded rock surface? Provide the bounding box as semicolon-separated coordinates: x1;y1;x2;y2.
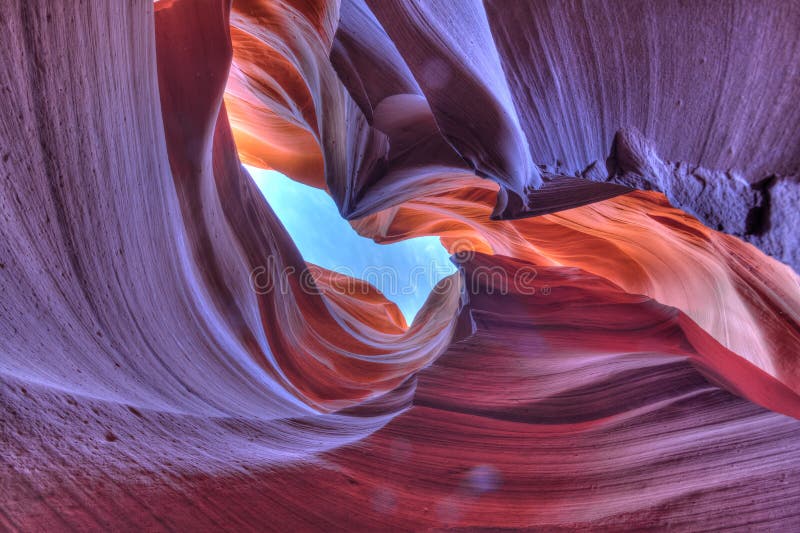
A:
2;0;800;530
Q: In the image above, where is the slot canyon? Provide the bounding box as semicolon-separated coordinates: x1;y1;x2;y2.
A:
1;0;800;530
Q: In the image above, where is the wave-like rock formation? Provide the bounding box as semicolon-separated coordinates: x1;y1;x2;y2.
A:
2;0;799;530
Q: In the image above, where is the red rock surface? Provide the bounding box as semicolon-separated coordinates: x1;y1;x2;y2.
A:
2;0;800;530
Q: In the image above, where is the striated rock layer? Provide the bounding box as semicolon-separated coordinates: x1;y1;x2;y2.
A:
1;0;800;530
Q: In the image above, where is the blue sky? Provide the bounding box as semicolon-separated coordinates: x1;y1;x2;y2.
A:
248;166;456;324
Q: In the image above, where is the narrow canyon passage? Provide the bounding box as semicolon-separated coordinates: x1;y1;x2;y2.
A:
2;0;800;530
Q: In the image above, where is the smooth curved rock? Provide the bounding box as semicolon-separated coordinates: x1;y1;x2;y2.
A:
2;0;800;530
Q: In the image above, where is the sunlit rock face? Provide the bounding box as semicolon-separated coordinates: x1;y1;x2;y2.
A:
1;0;800;530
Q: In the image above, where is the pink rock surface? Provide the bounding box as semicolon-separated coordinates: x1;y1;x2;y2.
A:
2;0;800;530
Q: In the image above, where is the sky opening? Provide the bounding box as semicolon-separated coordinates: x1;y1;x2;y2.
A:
248;166;456;324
